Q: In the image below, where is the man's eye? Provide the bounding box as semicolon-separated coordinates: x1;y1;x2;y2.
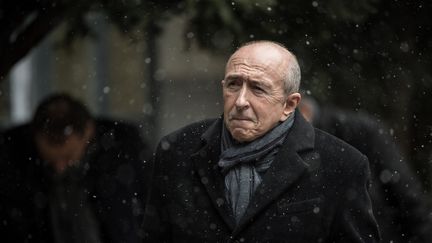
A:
253;86;265;93
226;81;240;88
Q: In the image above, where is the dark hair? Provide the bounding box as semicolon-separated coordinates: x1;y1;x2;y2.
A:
32;93;92;144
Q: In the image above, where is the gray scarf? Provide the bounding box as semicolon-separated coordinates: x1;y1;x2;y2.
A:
219;114;295;223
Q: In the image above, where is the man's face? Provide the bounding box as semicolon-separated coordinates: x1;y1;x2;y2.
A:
35;125;93;174
222;44;300;142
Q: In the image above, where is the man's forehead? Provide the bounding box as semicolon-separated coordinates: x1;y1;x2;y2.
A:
226;58;277;78
228;56;275;67
227;44;288;67
226;54;287;81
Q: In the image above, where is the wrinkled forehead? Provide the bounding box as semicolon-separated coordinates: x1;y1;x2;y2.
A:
225;44;290;74
225;44;289;78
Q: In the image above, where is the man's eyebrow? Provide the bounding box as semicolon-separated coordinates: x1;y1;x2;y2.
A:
249;79;271;88
225;74;242;81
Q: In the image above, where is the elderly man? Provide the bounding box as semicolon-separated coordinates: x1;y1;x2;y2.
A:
143;41;380;242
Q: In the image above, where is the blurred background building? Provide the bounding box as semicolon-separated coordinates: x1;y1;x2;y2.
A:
0;15;227;144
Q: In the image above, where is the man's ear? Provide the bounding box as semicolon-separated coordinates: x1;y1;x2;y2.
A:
280;93;301;121
221;79;225;86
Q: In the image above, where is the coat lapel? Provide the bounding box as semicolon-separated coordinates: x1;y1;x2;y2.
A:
191;119;237;230
233;110;316;235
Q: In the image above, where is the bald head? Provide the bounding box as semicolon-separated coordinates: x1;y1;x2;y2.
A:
227;41;301;95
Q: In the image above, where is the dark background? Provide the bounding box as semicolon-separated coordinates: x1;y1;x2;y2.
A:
1;0;431;188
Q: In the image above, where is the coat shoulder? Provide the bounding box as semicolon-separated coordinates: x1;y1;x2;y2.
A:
313;128;368;171
314;128;363;153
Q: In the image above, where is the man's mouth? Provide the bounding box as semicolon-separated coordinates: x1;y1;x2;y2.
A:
229;115;256;124
230;116;251;121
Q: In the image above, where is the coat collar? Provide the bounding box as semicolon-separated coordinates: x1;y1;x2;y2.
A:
191;118;237;230
192;110;316;233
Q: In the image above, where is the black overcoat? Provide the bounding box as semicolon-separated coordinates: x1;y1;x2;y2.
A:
143;111;380;242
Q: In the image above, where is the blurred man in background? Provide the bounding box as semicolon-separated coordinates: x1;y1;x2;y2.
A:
299;95;432;243
0;93;152;243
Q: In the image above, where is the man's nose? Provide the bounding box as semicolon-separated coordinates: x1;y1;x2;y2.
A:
235;84;250;110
